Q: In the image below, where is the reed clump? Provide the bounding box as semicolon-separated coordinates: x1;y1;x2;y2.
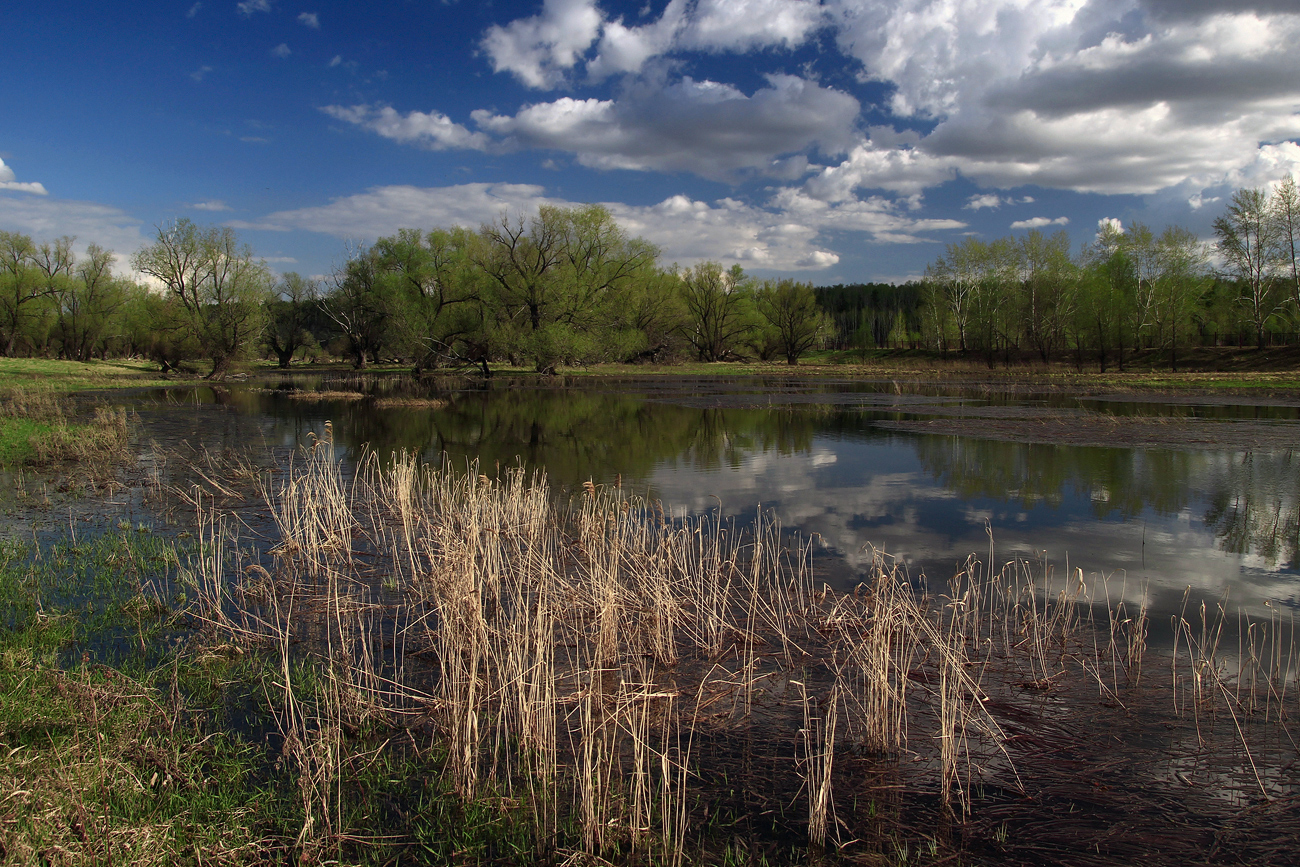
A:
175;430;1300;865
0;387;130;469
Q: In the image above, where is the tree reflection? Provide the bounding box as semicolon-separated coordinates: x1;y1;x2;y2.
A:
1203;451;1300;569
242;379;1300;569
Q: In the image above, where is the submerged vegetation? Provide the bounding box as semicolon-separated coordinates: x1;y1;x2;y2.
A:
3;427;1298;865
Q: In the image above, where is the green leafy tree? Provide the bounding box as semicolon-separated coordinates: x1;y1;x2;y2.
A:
0;231;42;356
1152;226;1210;370
323;246;393;369
264;272;322;368
132;220;272;377
373;227;485;371
925;237;988;353
755;278;824;365
477;204;658;371
1269;176;1300;327
1017;229;1076;363
678;262;758;362
55;244;127;361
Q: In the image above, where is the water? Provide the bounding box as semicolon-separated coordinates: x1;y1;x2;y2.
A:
111;374;1300;621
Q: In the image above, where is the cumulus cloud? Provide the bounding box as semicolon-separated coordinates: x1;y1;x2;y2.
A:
480;0;603;89
328;75;858;181
187;3;202;18
1010;216;1069;229
488;0;828;86
237;0;271;17
678;0;825;53
819;0;1300;198
298;11;319;29
964;194;1003;210
475;74;858;178
0;158;48;195
271;43;291;58
189;200;231;211
231;183;564;239
321;104;492;151
190;65;214;82
802;139;958;199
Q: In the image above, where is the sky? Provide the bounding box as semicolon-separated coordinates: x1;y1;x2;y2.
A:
2;0;1299;284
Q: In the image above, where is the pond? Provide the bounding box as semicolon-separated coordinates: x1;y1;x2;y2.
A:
118;373;1300;624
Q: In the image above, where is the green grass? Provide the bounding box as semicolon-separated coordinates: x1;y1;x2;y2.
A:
0;357;171;395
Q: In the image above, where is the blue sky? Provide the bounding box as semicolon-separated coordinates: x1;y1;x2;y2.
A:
3;0;1299;283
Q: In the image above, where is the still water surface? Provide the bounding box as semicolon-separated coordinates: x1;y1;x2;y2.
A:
125;375;1300;621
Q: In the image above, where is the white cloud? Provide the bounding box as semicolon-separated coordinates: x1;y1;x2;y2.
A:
1097;217;1124;236
330;75;858;181
237;0;271;17
231;183;565;239
321;104;492;152
328;55;342;67
187;3;202;18
606;194;841;269
489;0;828;86
1010;216;1069;229
480;0;603;89
802;139;958;199
298;11;319;29
679;0;825;52
190;65;214;82
964;194;1003;210
271;43;291;58
189;200;231;211
0;195;146;272
476;74;858;179
820;1;1300;198
0;158;47;195
1187;193;1220;210
235;181;968;271
768;187;966;243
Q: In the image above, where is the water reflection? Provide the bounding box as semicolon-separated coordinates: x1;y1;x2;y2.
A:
126;376;1300;618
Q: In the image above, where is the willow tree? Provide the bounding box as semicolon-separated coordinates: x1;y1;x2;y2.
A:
373;226;486;371
678;261;757;362
55;244;127;362
755;278;824;365
477;204;657;371
133;220;272;377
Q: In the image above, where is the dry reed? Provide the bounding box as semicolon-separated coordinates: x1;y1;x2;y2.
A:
175;428;1300;860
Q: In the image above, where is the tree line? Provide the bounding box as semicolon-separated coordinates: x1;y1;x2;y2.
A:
916;180;1300;370
0;205;828;377
2;183;1298;375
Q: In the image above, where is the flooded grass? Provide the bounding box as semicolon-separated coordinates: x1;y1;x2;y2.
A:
0;389;130;470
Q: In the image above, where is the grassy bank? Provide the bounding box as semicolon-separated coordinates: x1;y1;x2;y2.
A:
0;358;170;469
0;358;172;395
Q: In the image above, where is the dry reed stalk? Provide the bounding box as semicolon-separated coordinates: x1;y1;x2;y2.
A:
841;560;918;754
798;682;839;848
